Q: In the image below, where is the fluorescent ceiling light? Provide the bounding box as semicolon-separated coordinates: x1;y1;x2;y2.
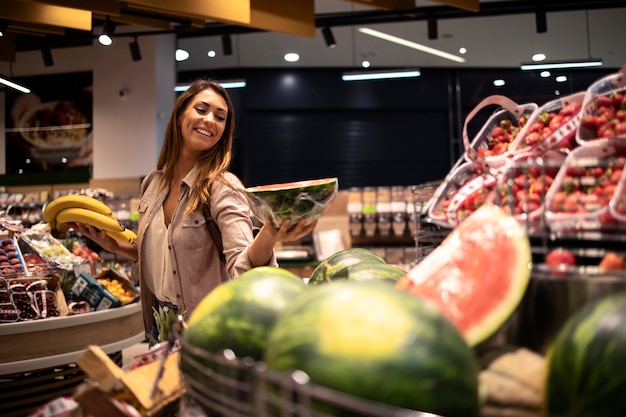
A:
358;27;465;64
174;80;246;92
520;59;603;70
342;69;420;82
0;75;31;93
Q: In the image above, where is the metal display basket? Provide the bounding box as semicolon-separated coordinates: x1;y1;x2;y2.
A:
180;342;442;417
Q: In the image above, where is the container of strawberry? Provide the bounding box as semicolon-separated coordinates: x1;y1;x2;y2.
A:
510;91;585;157
577;64;626;144
462;95;537;169
495;153;565;226
426;161;498;227
610;162;626;222
544;138;626;232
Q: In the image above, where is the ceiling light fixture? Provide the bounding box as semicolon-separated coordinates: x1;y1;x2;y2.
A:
535;8;547;33
427;16;438;40
522;10;602;71
0;19;8;37
129;37;142;61
284;52;299;62
358;28;465;63
520;58;603;71
175;48;190;61
322;26;336;48
98;17;116;46
0;75;31;93
41;47;54;67
222;34;233;56
174;79;246;92
342;69;420;82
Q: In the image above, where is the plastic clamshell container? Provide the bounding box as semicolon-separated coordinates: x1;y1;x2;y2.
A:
609;158;626;222
576;65;626;144
426;161;498;227
0;302;20;323
510;91;585;156
495;152;566;225
544;138;626;232
463;95;538;169
0;237;27;279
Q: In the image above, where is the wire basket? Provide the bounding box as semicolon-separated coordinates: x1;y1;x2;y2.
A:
180;342;443;417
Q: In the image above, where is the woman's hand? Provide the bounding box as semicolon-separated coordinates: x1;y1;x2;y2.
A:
66;222;119;253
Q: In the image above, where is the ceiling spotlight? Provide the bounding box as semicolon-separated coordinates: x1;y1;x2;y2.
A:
284;52;300;62
175;48;190;62
41;47;53;67
0;19;8;37
98;17;116;46
129;37;141;61
322;27;336;48
427;16;438;40
222;34;233;56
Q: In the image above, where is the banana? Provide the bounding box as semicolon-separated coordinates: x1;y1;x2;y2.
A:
44;195;115;230
56;207;125;233
106;228;138;244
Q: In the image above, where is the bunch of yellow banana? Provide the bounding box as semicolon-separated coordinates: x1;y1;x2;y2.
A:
43;195;137;244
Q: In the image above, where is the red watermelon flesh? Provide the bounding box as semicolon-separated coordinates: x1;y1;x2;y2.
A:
395;203;531;347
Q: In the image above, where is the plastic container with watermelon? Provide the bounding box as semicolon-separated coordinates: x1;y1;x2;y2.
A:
426;161;499;228
462;95;537;169
509;91;585;157
544;138;626;232
576;64;626;145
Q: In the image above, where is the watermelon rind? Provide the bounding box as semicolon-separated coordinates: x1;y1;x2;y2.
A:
330;261;407;283
544;292;626;417
308;247;386;285
244;177;338;229
264;281;480;417
396;203;532;347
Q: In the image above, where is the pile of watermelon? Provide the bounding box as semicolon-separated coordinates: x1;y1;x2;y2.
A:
179;204;626;417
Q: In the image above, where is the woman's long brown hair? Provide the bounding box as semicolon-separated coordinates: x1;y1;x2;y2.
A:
156;79;237;214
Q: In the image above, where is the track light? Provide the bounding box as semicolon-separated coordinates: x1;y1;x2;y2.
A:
129;37;141;61
535;8;547;33
322;26;336;48
98;18;116;46
427;17;438;40
0;19;8;37
41;47;53;66
342;69;421;82
222;34;232;56
520;59;603;70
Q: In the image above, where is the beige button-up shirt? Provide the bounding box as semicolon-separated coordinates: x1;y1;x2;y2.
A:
133;166;277;332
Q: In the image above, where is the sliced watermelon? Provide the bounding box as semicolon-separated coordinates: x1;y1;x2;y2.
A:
395;204;531;347
244;177;338;229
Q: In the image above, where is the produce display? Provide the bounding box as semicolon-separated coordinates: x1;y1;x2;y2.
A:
0;237;26;278
43;194;137;244
264;280;480;417
544;292;626;416
0;278;62;322
396;204;532;347
244;177;338;229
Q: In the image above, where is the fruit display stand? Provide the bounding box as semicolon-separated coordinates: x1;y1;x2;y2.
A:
0;302;144;417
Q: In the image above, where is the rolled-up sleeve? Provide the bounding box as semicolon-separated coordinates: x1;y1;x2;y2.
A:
210;173;278;277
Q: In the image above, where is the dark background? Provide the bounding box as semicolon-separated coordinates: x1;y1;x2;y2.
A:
2;66;615;188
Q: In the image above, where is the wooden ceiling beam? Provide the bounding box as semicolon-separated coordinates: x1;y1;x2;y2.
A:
123;0;251;25
247;0;315;37
0;0;92;31
432;0;479;12
28;0;121;16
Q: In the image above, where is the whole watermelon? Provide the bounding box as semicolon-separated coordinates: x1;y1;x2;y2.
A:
330;261;406;283
182;266;306;360
308;247;386;285
544;292;626;417
264;281;480;417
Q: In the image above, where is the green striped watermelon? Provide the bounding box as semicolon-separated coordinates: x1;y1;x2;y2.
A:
182;266;306;360
328;261;407;283
308;247;386;285
544;292;626;416
264;280;480;417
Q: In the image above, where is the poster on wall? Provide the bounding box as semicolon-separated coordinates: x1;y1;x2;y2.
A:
4;72;92;184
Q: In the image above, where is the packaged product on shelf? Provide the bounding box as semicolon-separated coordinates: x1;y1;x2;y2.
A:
0;236;27;279
18;230;84;272
3;276;69;320
71;270;139;311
